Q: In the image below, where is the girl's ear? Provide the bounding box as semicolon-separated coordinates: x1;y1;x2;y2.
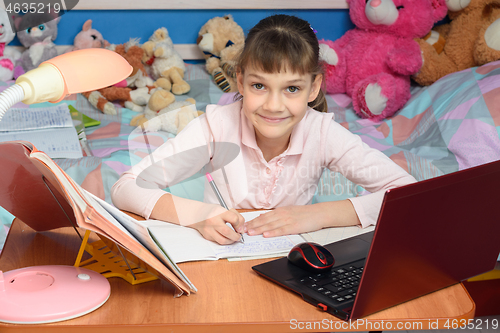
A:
308;74;323;103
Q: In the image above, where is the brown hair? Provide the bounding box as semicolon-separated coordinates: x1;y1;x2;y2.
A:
236;14;327;112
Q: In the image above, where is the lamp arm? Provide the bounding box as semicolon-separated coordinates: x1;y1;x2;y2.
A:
0;85;25;122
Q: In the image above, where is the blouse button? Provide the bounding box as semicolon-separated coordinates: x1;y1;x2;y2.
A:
266;168;271;174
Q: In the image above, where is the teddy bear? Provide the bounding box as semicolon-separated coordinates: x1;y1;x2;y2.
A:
13;12;61;78
142;27;190;95
130;88;203;134
82;39;154;115
197;15;245;93
64;19;110;53
319;0;448;121
0;9;21;81
413;0;500;86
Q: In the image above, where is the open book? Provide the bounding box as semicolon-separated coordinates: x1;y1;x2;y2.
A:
0;141;195;297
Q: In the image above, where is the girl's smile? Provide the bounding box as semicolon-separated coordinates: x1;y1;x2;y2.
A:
258;114;290;123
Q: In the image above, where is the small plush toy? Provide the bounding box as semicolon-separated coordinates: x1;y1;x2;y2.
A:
64;19;110;53
82;40;154;115
319;0;448;121
0;9;21;81
142;27;190;95
130;89;203;134
414;0;500;86
14;12;60;77
197;15;245;93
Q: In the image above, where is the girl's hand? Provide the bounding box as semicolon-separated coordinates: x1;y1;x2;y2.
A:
244;205;327;238
244;201;360;238
189;208;245;245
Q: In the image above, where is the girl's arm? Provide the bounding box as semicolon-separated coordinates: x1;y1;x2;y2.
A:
150;193;244;244
245;119;416;237
245;199;360;238
111;113;244;244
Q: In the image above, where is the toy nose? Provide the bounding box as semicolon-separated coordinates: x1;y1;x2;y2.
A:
370;0;382;7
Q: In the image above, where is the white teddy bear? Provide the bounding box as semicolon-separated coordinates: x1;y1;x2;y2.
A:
142;27;190;95
130;88;202;134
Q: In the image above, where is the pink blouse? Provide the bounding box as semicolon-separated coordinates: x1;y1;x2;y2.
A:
111;101;416;227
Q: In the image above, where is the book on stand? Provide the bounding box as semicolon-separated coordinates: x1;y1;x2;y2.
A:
0;141;196;296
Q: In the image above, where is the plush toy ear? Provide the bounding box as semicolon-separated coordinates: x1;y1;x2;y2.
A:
431;0;448;22
14;15;22;31
82;19;92;31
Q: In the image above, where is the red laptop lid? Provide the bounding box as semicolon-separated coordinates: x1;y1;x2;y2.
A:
351;159;500;319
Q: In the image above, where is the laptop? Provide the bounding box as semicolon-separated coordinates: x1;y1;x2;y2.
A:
252;159;500;320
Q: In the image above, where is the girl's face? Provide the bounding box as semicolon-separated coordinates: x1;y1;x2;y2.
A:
237;65;322;148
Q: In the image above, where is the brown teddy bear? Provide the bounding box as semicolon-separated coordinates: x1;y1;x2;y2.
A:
413;0;500;86
197;15;245;93
82;39;154;115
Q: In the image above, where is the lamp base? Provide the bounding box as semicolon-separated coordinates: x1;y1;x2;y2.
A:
0;265;110;324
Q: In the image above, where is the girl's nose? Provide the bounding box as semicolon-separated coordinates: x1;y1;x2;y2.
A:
264;92;284;112
370;0;382;7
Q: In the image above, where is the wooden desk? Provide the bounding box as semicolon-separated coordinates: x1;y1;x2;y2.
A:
0;218;475;332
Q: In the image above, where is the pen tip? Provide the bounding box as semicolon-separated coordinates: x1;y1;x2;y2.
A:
205;173;213;182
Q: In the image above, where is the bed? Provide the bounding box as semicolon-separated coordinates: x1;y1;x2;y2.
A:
1;2;500;251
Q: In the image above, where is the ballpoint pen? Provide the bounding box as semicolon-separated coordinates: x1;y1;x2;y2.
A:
205;172;244;244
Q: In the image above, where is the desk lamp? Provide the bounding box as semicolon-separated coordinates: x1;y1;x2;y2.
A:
0;48;132;324
0;48;132;120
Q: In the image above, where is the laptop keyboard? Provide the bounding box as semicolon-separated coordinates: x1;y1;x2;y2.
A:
297;260;365;303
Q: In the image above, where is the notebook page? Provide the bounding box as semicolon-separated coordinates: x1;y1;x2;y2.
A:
301;225;375;245
212;233;303;260
144;221;217;263
0;127;83;159
0;104;82;159
0;104;72;131
146;211;305;263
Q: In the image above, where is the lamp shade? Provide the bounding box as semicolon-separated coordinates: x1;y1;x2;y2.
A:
42;48;133;102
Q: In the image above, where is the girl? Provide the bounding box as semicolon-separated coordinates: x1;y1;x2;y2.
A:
111;14;416;245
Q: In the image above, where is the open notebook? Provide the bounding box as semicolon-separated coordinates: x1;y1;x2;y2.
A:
145;211;376;263
145;211;304;263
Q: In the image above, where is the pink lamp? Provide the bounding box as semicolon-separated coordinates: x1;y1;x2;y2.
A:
0;48;132;120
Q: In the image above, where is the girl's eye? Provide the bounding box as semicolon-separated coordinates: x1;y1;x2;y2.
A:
253;83;264;90
396;6;404;10
38;25;45;31
287;86;299;93
26;28;31;33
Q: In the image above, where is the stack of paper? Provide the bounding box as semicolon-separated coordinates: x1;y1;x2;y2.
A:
0;104;82;159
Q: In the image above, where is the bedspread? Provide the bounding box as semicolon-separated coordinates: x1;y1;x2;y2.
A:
316;60;500;201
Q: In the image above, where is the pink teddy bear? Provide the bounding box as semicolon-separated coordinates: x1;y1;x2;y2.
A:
319;0;448;121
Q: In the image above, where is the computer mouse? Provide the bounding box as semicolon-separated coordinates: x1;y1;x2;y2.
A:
287;242;335;273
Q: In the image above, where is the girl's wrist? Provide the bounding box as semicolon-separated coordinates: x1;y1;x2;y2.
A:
313;200;360;229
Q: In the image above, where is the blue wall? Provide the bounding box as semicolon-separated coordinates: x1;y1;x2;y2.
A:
10;9;354;49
